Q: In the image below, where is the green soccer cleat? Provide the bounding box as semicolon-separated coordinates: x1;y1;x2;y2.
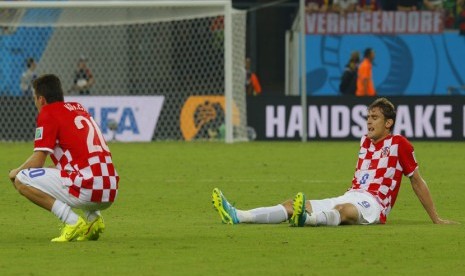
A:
212;188;239;224
290;192;307;227
51;216;87;242
77;216;105;241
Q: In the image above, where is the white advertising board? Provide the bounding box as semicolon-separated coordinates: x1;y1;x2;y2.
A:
66;96;164;142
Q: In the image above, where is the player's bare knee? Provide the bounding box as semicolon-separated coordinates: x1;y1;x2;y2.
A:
281;199;294;217
335;204;359;225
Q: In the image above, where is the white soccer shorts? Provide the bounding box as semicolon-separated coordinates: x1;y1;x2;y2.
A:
16;168;111;211
309;190;382;224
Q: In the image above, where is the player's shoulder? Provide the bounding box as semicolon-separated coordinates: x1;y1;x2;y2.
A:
40;102;64;114
391;134;410;143
391;134;413;148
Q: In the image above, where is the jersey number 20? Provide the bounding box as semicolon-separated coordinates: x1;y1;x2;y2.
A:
74;116;110;153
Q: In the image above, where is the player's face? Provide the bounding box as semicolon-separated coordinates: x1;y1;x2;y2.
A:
366;107;392;143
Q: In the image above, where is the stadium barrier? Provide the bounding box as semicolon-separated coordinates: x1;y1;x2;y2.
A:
0;96;36;141
246;96;465;141
0;1;248;143
0;95;238;142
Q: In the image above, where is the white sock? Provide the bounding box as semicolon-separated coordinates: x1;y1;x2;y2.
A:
323;210;341;226
305;213;318;226
237;205;288;224
306;210;341;226
85;210;101;222
51;200;79;225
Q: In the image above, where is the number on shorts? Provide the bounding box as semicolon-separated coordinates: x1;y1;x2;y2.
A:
358;201;371;208
74;116;110;153
28;168;45;178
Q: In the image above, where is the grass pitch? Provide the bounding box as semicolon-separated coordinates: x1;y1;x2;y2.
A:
0;141;464;275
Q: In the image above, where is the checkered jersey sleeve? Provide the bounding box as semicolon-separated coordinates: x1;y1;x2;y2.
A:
396;136;418;177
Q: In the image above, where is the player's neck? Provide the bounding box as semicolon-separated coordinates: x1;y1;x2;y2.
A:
371;133;391;145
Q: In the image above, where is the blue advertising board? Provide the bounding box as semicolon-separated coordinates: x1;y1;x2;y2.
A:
306;33;465;95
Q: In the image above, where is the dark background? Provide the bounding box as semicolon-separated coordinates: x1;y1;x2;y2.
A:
233;0;299;96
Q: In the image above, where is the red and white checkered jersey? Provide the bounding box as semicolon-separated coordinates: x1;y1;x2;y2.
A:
350;134;417;223
34;102;119;202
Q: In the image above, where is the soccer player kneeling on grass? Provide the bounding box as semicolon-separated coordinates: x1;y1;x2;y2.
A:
8;74;119;242
213;98;457;227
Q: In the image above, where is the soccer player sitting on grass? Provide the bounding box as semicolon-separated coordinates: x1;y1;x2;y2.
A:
213;98;457;227
8;74;119;242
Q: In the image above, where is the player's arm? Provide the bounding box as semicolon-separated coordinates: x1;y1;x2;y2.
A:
409;169;457;224
9;151;48;183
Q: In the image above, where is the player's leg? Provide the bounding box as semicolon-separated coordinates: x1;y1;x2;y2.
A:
77;210;105;241
303;200;351;226
334;203;360;225
289;192;354;227
84;210;102;222
239;204;288;224
330;192;382;225
14;169;80;225
287;192;352;227
212;188;288;224
291;191;381;227
13;176;55;211
281;197;312;216
15;168;86;241
77;202;112;241
300;203;358;226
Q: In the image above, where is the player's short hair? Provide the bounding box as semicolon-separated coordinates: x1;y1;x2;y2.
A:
32;74;64;103
368;98;396;131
